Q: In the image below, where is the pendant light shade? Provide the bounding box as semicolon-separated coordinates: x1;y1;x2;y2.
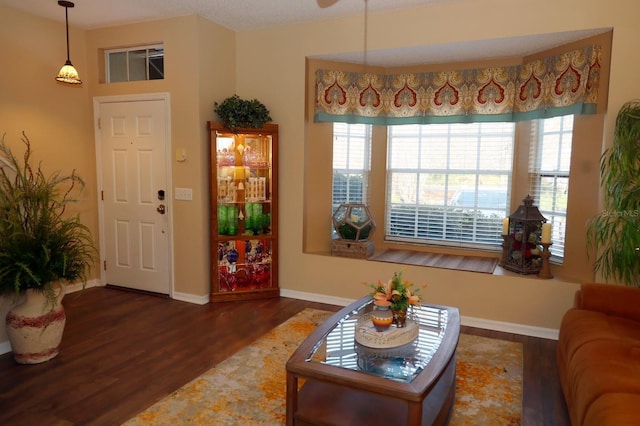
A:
55;1;82;85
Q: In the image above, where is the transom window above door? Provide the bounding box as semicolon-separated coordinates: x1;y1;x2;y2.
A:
106;44;164;83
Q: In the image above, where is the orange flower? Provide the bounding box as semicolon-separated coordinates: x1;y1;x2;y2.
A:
373;291;389;301
407;289;420;306
376;280;392;299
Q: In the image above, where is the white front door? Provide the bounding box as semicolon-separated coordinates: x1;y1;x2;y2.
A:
96;97;171;295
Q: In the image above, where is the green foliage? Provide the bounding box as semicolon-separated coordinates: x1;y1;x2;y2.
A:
214;95;272;133
586;100;640;286
0;133;97;301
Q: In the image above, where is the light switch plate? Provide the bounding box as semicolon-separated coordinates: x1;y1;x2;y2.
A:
175;148;187;162
174;187;193;201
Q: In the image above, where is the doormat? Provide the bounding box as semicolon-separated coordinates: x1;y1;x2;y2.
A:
125;309;522;425
370;249;499;274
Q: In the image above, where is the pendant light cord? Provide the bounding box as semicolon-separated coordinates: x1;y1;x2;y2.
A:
65;6;71;62
364;0;368;70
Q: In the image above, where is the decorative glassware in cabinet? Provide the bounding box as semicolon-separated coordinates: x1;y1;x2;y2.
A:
208;121;279;302
217;239;273;292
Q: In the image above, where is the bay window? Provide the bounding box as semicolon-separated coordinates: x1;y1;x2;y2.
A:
331;119;574;255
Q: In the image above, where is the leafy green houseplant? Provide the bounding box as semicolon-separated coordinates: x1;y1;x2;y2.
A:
587;100;640;287
214;95;272;133
0;133;97;306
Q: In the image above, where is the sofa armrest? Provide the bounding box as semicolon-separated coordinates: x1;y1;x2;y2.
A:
577;283;640;323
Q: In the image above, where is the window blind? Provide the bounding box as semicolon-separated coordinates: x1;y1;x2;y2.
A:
386;123;514;248
528;115;574;259
332;123;371;212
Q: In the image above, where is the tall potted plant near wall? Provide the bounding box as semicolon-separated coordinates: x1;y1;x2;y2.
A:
0;133;97;363
587;100;640;287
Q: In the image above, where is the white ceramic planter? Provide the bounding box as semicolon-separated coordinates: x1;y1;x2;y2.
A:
5;284;66;364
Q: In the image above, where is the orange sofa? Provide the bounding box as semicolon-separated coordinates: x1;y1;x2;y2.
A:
557;283;640;425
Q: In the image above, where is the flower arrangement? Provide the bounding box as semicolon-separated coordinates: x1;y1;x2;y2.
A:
368;270;426;312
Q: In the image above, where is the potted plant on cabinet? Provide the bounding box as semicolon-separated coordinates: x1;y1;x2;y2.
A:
0;133;97;363
586;100;640;287
214;94;272;133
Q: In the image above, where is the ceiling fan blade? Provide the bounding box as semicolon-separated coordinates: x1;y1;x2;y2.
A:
317;0;339;8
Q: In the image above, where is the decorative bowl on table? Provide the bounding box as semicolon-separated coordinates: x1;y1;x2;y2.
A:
355;313;419;349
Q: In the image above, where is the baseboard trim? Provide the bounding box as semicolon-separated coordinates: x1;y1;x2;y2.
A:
461;315;559;340
74;281;209;305
0;340;11;356
172;291;209;305
280;288;559;340
65;278;103;294
280;289;354;307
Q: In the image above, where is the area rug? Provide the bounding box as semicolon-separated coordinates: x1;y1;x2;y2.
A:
125;309;522;425
370;249;499;274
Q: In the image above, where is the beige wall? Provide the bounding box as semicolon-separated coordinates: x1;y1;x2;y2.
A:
0;7;235;344
1;0;639;348
234;0;640;331
0;6;96;345
86;16;236;299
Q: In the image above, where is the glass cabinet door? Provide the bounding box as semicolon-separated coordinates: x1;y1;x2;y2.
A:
209;122;278;302
215;132;273;237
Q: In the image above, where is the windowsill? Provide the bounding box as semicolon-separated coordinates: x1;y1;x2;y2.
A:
305;247;579;283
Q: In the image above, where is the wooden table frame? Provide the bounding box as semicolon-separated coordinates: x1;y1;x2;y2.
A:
286;296;460;426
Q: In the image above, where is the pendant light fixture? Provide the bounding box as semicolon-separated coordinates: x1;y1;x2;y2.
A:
55;0;82;85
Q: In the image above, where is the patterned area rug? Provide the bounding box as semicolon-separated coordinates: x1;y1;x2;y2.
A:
125;309;522;425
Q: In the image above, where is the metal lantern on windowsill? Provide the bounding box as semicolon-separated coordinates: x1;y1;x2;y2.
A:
502;195;547;274
331;203;376;258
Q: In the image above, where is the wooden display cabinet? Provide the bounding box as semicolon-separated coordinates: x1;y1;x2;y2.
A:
208;121;279;302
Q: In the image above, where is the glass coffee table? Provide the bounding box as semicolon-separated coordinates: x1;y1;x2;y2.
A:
286;296;460;426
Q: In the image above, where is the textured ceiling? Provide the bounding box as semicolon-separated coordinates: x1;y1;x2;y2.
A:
0;0;452;31
0;0;608;67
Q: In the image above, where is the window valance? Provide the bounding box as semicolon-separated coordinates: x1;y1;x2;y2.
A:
314;45;601;125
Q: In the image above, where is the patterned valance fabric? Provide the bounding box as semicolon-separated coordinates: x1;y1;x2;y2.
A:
315;45;601;125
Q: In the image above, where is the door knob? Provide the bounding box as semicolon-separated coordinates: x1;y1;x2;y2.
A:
157;204;166;214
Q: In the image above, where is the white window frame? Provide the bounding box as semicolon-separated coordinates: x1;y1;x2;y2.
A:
331;122;372;212
385;122;514;249
106;44;164;83
331;123;372;239
529;115;574;260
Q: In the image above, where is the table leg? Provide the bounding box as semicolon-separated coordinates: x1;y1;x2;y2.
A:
407;400;423;425
286;372;298;426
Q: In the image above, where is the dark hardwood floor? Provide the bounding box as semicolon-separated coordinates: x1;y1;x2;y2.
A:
0;286;570;425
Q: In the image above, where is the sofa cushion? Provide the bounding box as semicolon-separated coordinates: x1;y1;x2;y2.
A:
561;315;640;425
558;308;640;366
579;284;640;323
583;393;640;426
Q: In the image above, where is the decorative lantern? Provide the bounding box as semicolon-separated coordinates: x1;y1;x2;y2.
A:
331;203;376;258
502;195;547;274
